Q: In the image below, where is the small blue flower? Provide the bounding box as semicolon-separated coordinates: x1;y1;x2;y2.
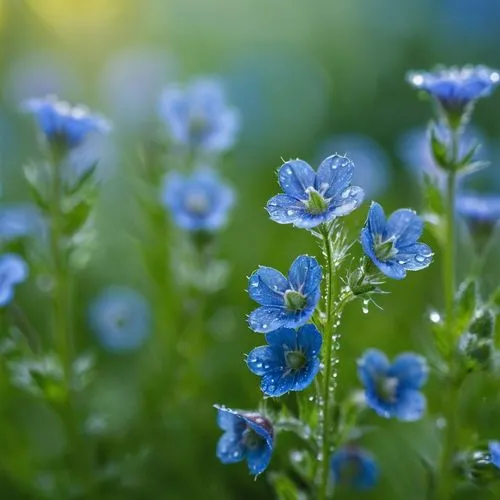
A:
330;446;379;490
89;286;151;353
361;202;433;280
215;405;274;476
457;191;500;225
23;95;110;149
407;66;500;120
358;348;429;421
159;77;240;153
266;155;364;229
0;203;44;243
162;169;234;232
247;324;322;397
488;441;500;469
0;254;28;306
248;255;322;333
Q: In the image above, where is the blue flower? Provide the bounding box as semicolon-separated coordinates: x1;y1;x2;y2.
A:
330;446;379;490
162;169;234;232
407;66;500;121
248;255;322;333
89;286;151;353
0;203;44;243
246;325;322;397
266;155;364;229
22;95;110;149
159;77;240;153
0;254;28;306
358;348;429;421
489;441;500;469
360;202;433;280
215;405;274;476
457;191;500;225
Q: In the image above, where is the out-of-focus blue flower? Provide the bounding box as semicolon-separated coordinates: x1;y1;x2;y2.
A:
407;66;500;121
215;405;274;476
361;202;433;280
266;155;365;229
0;254;28;306
159;77;239;153
457;191;500;225
489;441;500;469
330;446;379;490
317;135;390;199
89;286;151;353
247;255;321;333
23;95;111;149
0;204;44;243
246;324;321;397
162;169;234;232
358;348;428;421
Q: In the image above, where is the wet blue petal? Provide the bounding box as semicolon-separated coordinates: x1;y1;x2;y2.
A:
394;389;426;421
216;406;243;432
315;154;354;199
389;353;429;390
277;160;315;199
247;443;273;476
248;306;288;333
367;202;386;236
216;431;246;464
261;370;296;396
294;357;321;391
385;209;423;246
247;346;284;376
397;243;434;271
266;194;308;225
296;324;322;357
265;328;298;351
248;266;288;306
287;255;322;295
328;185;365;216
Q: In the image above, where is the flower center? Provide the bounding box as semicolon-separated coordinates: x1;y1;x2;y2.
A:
242;428;263;450
304;187;329;215
375;376;399;402
373;235;397;262
185;191;209;215
284;289;307;311
285;350;306;371
189;112;208;140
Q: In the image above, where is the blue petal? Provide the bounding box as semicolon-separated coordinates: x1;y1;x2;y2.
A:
357;349;390;389
216;431;246;464
282;305;318;329
278;160;315;199
266;194;308;225
390;353;429;390
489;441;500;469
315;154;354;199
331;447;379;491
386;209;423;247
328;185;365;216
158;86;190;144
246;345;285;376
364;387;394;419
367;202;386;236
296;324;322;357
242;413;274;446
265;328;298;351
287;255;322;296
248;266;288;306
397;243;433;271
0;254;28;284
215;406;243;432
248;306;288;333
394;389;426;421
246;442;273;476
294;357;321;391
261;370;296;396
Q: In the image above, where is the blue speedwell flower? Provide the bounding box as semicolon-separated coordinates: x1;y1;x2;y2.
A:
89;286;151;353
361;202;433;280
330;446;379;490
0;254;28;306
162;169;234;232
407;66;500;121
215;405;274;476
159;77;240;153
266;155;364;229
246;324;322;397
358;348;429;421
489;441;500;469
248;255;322;333
23;95;110;149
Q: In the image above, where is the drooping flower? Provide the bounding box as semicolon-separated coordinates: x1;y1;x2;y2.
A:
360;202;433;280
162;169;234;232
89;286;151;353
247;255;321;333
266;155;364;229
489;441;500;469
357;348;428;421
0;254;28;306
215;405;274;476
246;324;322;397
22;95;110;149
407;66;500;124
159;77;240;153
330;446;379;490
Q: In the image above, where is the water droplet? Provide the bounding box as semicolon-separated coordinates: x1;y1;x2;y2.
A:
429;311;441;323
262;323;268;329
341;189;351;199
287;209;294;216
415;255;426;263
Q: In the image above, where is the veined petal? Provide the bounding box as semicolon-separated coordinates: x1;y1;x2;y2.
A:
246;345;285;376
394;389;426;421
266;194;308;225
328;185;365;216
278;160;315;199
397;243;433;271
389;353;429;390
315;154;354;199
386;208;423;247
248;266;288;306
367;202;386;237
246;442;273;476
261;370;296;397
294;357;321;391
287;255;322;295
265;328;298;351
248;306;288;333
296;324;322;357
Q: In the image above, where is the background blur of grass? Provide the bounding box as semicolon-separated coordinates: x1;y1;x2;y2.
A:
2;0;500;498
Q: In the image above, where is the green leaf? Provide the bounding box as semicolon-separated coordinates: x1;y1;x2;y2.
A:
429;124;449;169
489;286;500;310
457;142;481;169
62;197;94;235
23;163;49;212
268;472;306;500
454;279;478;336
66;162;98;196
469;309;495;339
422;174;445;217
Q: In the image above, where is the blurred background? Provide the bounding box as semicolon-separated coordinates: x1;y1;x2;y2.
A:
2;0;500;498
